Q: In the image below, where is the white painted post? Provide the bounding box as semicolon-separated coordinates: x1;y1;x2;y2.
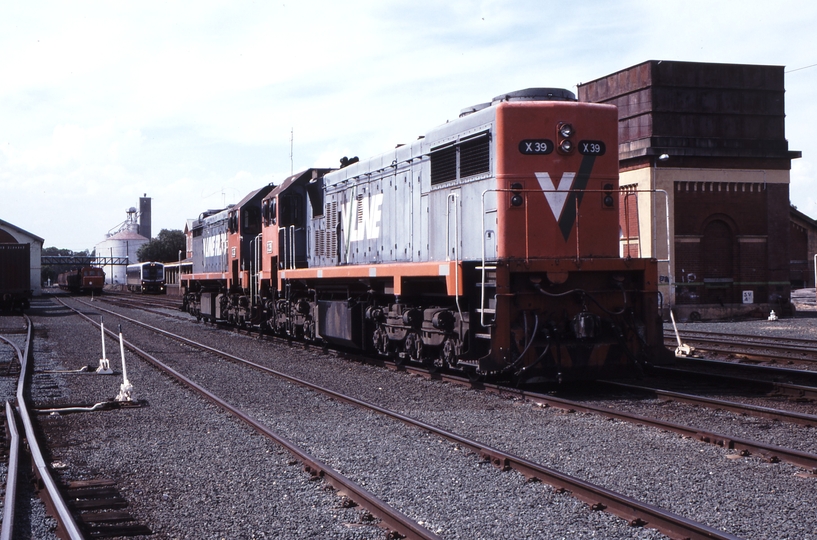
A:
96;317;112;374
114;324;135;402
670;309;693;356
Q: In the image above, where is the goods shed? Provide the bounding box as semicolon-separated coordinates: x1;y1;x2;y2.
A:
0;218;44;297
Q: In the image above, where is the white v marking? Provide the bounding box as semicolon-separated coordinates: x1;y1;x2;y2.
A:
535;171;575;220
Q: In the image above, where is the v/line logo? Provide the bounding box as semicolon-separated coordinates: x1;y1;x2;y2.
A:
203;231;227;258
343;193;383;242
533;154;597;241
535;171;575;221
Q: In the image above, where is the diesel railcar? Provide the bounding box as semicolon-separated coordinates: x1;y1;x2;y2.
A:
183;88;671;382
126;262;166;294
58;266;105;294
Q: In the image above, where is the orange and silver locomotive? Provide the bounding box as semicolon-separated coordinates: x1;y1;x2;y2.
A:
184;88;669;382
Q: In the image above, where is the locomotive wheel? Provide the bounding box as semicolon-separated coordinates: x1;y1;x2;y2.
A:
373;325;390;356
404;332;423;362
425;354;444;374
440;337;457;368
303;319;316;341
465;368;482;383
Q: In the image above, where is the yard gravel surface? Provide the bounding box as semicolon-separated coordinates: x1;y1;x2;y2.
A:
10;293;817;539
24;296;666;539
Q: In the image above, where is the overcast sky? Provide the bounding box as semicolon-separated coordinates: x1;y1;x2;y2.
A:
2;0;815;252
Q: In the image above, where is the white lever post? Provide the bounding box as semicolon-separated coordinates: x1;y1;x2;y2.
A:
670;309;693;357
115;324;135;402
96;317;113;374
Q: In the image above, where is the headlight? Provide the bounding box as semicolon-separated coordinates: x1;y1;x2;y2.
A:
558;123;574;138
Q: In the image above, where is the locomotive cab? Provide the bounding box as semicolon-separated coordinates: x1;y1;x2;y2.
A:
258;168;333;337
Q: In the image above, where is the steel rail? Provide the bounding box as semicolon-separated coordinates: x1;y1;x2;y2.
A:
673;356;817;384
651;365;817;401
662;332;817;363
75;299;740;540
60;298;441;540
664;329;817;348
0;338;22;540
459;377;817;471
597;380;817;428
1;401;21;540
1;316;85;539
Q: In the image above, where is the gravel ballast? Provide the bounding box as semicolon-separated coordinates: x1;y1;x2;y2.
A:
7;294;817;538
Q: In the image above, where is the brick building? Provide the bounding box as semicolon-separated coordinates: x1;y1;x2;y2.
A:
578;60;801;320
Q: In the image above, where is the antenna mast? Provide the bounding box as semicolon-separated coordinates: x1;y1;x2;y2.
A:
290;127;294;176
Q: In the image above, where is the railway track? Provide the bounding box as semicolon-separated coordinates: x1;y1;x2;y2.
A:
66;297;742;540
475;380;817;471
90;290;181;311
655;358;817;401
0;315;84;539
92;294;817;470
59;297;442;540
595;380;817;428
664;328;817;366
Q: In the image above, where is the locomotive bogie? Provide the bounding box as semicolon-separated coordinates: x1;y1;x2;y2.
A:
476;257;664;380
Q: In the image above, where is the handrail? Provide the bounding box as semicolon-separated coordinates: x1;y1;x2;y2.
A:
252;233;262;305
289;225;296;270
478;186;673;327
446;192;463;320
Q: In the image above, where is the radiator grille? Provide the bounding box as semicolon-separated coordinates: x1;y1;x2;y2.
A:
430;146;457;185
460;137;489;178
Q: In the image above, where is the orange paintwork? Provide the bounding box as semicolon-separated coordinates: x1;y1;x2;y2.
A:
279;261;463;296
495;102;620;261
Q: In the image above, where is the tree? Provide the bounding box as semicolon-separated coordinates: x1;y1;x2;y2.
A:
41;247;92;285
136;229;186;263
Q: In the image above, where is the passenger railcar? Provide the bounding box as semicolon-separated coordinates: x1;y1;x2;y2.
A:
0;243;32;311
126;262;166;294
58;266;105;294
184;88;671;382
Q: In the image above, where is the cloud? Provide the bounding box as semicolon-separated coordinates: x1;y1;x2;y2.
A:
1;0;815;250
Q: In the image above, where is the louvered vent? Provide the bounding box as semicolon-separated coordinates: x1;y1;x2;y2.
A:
430;133;490;185
315;229;325;257
325;202;338;228
430;146;457;185
322;201;339;259
460;137;490;178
